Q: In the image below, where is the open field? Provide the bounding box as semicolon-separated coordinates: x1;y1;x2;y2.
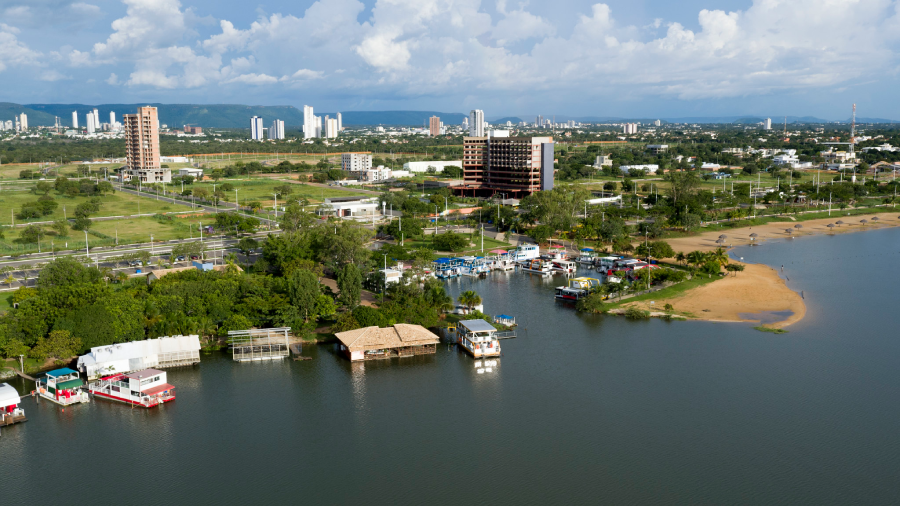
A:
186;177;370;206
401;234;513;255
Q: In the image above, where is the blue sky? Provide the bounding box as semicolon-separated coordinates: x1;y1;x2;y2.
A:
2;0;899;120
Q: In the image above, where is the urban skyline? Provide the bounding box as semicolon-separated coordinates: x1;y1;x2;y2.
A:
0;0;898;120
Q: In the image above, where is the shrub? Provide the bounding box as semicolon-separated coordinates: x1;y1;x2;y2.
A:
576;293;607;314
624;307;651;320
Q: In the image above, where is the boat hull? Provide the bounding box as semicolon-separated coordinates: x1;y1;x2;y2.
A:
90;390;174;408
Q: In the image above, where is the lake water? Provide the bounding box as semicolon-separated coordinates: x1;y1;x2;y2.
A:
3;228;900;505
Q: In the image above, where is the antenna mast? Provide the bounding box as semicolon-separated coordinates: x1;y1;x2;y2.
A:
850;103;857;156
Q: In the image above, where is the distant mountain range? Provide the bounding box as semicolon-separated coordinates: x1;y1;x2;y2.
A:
1;102;895;127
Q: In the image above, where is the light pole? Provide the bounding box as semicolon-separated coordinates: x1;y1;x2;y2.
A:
84;229;89;255
234;189;239;209
273;193;278;219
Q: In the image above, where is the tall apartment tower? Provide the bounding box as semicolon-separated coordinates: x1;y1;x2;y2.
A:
462;135;554;196
336;113;342;132
429;116;441;136
270;119;285;140
124;106;167;183
86;112;95;134
303;105;316;139
18;113;28;131
316;116;322;138
110;111;116;125
250;116;264;140
325;117;338;138
72;111;79;129
92;108;100;129
469;109;485;137
765;118;772;130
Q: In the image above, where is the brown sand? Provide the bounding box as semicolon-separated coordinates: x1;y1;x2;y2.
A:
641;211;900;327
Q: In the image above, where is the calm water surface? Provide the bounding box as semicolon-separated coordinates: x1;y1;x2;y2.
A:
2;228;900;505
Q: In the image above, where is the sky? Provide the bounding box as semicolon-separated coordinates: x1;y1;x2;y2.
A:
1;0;899;120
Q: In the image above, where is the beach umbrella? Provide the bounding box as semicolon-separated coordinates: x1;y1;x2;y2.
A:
794;224;803;229
860;219;868;226
827;224;835;233
785;229;794;235
836;220;844;227
718;234;727;239
489;249;507;254
749;233;759;238
715;238;725;244
871;216;879;222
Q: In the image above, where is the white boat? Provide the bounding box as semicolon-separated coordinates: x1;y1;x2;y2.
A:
520;259;553;275
36;368;89;406
551;260;577;274
510;244;540;262
456;319;502;358
88;368;175;408
554;277;601;301
0;383;26;427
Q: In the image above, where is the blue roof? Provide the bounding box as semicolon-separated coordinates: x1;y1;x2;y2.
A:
434;258;451;264
47;368;78;377
581;247;594;251
496;314;513;319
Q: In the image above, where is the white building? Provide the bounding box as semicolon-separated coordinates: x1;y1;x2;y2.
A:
316;115;322;138
178;168;204;179
403;160;462;173
86;112;95;134
765;118;772;130
303;105;316;139
773;154;800;166
469;109;485;137
619;164;659;174
654;119;662;127
92;108;100;129
462;117;469;130
594;155;613;167
325;117;339;138
161;156;190;163
353;166;393;182
623;123;638;134
72;110;78;129
109;111;116;126
76;335;202;379
3;120;13;130
251;116;264;140
336;112;342;132
270;119;285;140
18;112;28;131
319;196;379;218
342;153;373;172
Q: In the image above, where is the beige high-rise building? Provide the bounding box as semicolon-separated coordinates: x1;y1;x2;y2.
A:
123;106;169;183
429;116;441;136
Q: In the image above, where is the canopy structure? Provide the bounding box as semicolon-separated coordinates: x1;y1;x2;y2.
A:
580;247;594;252
47;368;78;378
0;383;21;407
54;378;84;391
495;314;514;320
489;249;508;254
77;335;201;378
549;244;565;249
434;258;452;264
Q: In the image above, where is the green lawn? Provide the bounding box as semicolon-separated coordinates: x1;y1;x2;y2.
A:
603;274;721;311
402;234;513;255
186;178;369;206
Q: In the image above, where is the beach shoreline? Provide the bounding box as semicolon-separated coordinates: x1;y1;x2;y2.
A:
628;211;900;328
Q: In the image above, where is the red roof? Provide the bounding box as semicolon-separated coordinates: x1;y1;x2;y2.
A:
142;383;174;396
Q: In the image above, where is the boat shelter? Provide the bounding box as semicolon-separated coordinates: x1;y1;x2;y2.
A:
77;335;202;379
228;328;290;361
335;324;439;362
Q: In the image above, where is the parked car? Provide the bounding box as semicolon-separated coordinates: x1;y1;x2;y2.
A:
176;255;185;261
190;255;200;260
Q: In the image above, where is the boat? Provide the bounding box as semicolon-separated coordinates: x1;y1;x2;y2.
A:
88;368;175;408
460;256;490;277
551;260;578;274
554;277;601;301
510;244;540;262
0;383;26;427
433;257;462;279
36;368;89;406
520;259;552;275
456;319;502;358
577;248;597;265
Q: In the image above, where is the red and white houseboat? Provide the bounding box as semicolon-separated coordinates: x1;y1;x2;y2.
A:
88;368;175;408
551;260;577;274
37;368;89;406
1;382;26;427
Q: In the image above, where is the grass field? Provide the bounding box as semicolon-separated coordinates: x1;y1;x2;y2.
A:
603;274;721;312
402;234;513;255
186;178;370;206
0;185;194;227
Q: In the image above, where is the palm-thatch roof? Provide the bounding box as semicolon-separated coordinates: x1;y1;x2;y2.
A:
335;324;439;352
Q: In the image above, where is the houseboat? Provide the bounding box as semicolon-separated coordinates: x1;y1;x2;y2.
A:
510;244;540;262
520;259;553;275
456;319;502;358
460;256;490;277
433;258;462;279
554;277;601;301
577;248;597;265
36;368;89;406
0;383;26;427
88;368;175;408
551;259;578;274
335;324;439;362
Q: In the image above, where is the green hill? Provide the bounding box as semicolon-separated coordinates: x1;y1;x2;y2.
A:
0;102;59;126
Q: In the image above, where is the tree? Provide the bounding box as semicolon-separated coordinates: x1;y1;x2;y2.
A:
20;224;45;244
665;171;700;203
432;231;469;252
576;292;606;314
457;290;482;312
336;263;362;307
237;237;259;258
274;184;294;198
72;216;92;231
287;269;321;322
725;263;745;276
38;257;102;287
35;181;52;194
280;203;317;232
29;330;82;363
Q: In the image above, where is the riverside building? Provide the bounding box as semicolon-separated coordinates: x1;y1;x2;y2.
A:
123;106;169;183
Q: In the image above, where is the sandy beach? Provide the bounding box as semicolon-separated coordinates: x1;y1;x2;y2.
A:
631;211;900;327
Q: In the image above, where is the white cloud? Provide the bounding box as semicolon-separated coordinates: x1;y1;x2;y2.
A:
292;68;325;80
106;72;120;85
40;69;68;81
0;23;40;73
224;73;281;85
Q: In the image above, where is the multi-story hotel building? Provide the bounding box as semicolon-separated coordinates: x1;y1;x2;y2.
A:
429;116;441;136
460;134;555;197
123;106;169;183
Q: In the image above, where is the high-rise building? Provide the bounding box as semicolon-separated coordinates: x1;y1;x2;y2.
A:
462;117;469;130
653;119;661;127
92;108;100;129
18;113;28;131
623;123;638;134
303;105;316;139
72;111;79;129
270;119;285;140
462;135;554;196
316;116;322;138
251;116;264;140
110;111;116;126
765;118;772;130
429;116;441;136
86;112;95;134
469;109;484;137
325;118;338;138
342;153;372;172
336;113;342;132
536;115;543;127
124;106;168;183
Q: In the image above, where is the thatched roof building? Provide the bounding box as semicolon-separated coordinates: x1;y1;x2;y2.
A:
335;324;439;362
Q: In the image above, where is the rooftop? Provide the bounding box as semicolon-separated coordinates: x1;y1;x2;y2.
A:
335;324;439;353
458;319;497;333
125;369;164;379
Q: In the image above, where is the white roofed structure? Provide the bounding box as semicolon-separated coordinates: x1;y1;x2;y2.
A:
0;383;21;408
77;335;201;378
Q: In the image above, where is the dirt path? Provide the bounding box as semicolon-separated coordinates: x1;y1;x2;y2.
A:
320;277;378;307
